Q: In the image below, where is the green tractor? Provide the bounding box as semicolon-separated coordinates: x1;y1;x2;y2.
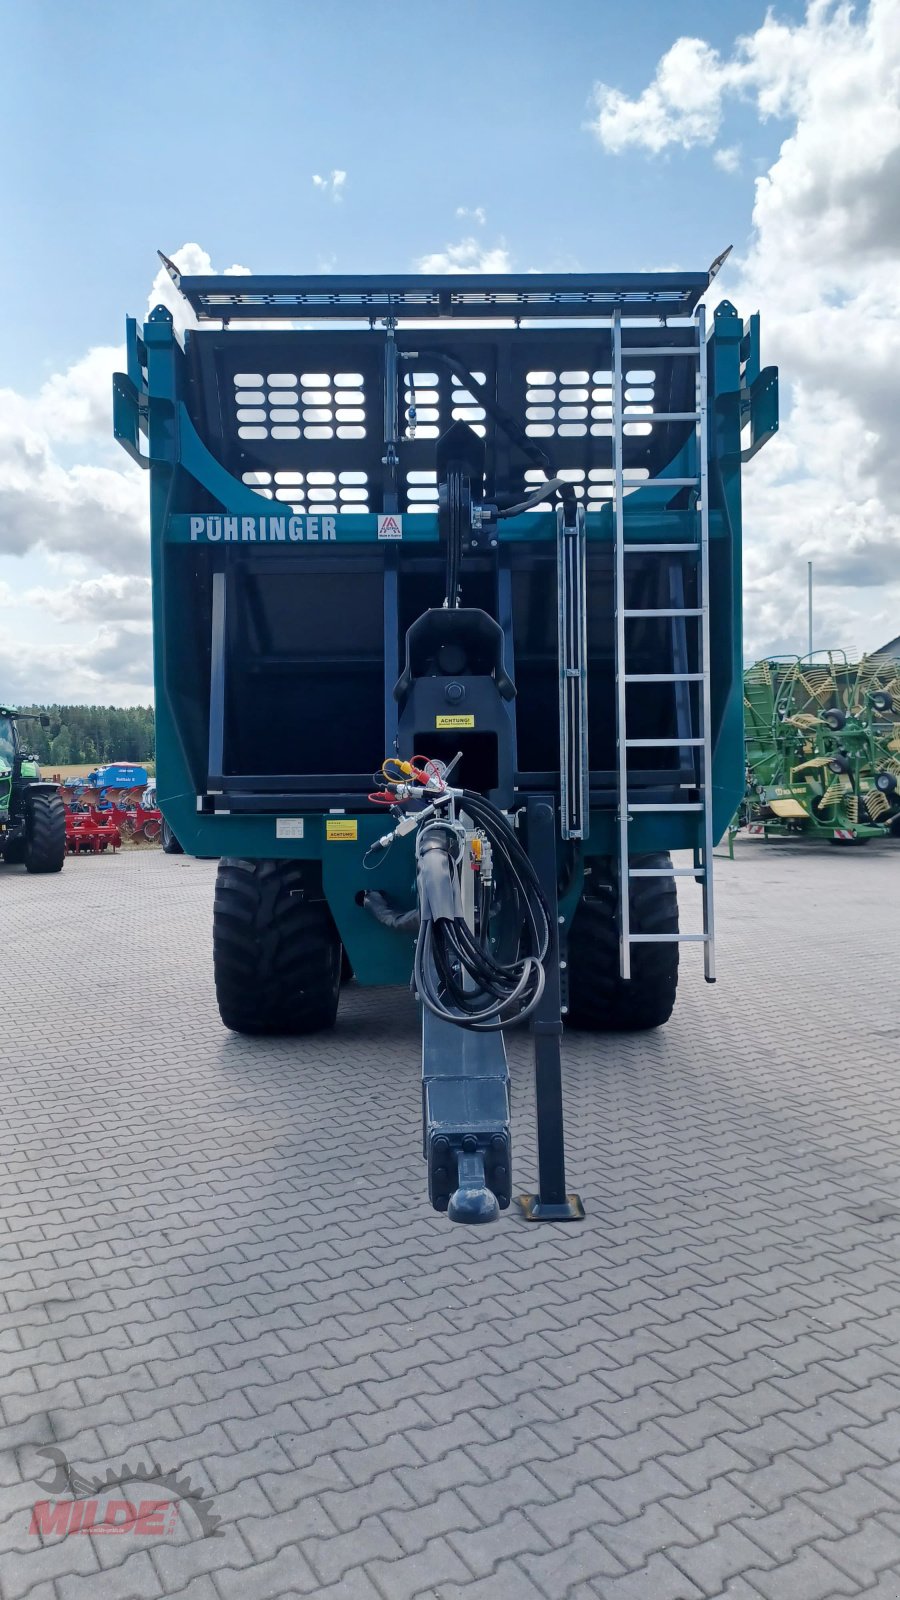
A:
0;708;66;873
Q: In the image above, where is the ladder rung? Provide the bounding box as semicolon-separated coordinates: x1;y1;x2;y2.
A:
623;544;700;554
623;607;703;618
620;347;699;357
625;673;704;682
628;868;705;878
634;478;699;488
629;933;709;943
638;412;700;422
627;803;704;811
625;737;704;747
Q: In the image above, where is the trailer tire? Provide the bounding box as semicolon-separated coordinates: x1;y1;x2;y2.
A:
214;858;342;1035
567;853;679;1031
23;794;66;874
160;818;184;854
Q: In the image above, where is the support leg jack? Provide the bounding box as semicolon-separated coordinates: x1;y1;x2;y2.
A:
516;797;585;1223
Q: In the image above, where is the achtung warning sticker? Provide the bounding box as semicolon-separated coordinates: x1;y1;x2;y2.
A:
377;514;403;540
435;714;475;729
325;818;358;841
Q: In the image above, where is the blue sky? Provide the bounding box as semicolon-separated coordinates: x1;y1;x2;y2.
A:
0;0;897;702
0;0;802;384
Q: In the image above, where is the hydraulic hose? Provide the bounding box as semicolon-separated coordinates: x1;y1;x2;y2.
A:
413;792;551;1032
405;351;577;520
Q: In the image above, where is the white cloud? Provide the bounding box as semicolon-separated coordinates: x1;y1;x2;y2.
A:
312;169;347;202
588;2;868;158
148;242;252;338
593;0;900;660
0;620;154;705
0;391;147;572
414;237;512;274
713;144;741;173
26;574;151;624
590;35;732;154
0;245;254;700
38;345;127;443
456;205;487;226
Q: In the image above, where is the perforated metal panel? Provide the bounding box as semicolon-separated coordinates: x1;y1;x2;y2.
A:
185;327;698;514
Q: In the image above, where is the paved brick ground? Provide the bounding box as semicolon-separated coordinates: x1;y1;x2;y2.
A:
2;836;900;1600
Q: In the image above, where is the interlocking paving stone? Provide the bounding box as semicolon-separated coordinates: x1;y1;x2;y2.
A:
2;836;900;1598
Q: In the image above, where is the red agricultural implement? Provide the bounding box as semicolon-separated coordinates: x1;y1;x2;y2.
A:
103;801;162;842
65;810;122;855
57;783;163;845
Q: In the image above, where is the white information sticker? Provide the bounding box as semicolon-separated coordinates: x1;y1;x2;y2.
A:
276;818;305;839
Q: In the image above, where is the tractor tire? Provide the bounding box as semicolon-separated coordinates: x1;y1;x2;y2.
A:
23;794;66;874
160;818;184;854
2;836;25;865
213;858;342;1036
567;853;679;1031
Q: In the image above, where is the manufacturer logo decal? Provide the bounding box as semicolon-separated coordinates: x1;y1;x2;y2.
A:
377;514;403;540
189;515;336;543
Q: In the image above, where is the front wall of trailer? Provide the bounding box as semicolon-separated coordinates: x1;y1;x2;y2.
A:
138;302;749;978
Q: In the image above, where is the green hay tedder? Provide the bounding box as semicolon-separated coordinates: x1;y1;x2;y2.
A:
742;652;900;843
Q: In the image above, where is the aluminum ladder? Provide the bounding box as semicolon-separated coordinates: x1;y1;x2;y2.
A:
611;304;715;982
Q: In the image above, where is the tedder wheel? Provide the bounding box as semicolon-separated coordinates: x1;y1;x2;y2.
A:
160;818;184;854
23;793;66;874
871;691;893;714
213;858;342;1035
823;708;847;731
567;852;679;1032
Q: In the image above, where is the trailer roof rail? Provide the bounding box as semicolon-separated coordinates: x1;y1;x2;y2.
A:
159;248;732;323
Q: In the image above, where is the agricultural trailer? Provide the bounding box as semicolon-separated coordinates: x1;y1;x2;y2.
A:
743;652;900;842
0;707;66;872
114;252;777;1224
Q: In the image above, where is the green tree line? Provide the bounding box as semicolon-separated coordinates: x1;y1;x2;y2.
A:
15;705;155;768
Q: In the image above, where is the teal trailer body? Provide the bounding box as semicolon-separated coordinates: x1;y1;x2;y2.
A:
115;261;777;986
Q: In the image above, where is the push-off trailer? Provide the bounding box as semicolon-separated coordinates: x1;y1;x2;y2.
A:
115;253;777;1223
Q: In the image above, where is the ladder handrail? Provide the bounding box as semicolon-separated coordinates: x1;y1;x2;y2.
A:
612;308;715;981
697;304;716;982
612;311;631;978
